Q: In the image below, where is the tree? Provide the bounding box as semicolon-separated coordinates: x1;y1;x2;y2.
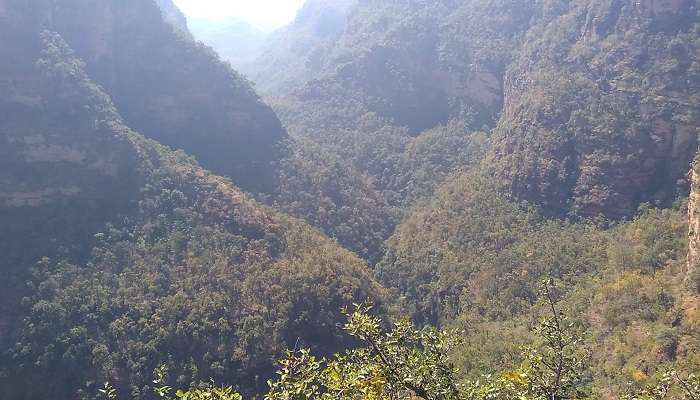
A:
98;288;594;400
624;370;700;400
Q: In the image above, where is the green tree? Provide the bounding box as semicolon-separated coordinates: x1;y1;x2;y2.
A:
97;291;592;400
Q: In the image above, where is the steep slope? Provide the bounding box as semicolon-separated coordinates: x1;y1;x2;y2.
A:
378;172;605;325
378;169;697;396
248;0;355;95
33;0;286;194
0;9;142;347
270;137;399;263
489;0;700;218
154;0;190;35
689;151;700;292
269;0;700;223
0;14;387;400
5;0;401;265
265;0;534;217
277;0;535;136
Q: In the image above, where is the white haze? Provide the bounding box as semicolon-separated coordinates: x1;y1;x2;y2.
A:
173;0;306;31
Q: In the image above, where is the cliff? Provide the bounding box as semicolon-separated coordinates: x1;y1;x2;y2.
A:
689;152;700;292
282;0;535;135
35;0;286;193
0;4;386;398
489;0;700;218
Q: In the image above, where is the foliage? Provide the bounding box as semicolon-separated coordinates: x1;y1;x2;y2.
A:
269;137;399;264
378;172;606;325
489;0;700;218
519;284;591;400
624;370;700;400
266;304;465;400
379;169;699;396
0;26;388;400
93;292;594;400
2;2;700;400
44;0;287;194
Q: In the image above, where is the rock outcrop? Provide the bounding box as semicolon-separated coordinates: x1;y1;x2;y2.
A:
490;0;700;218
689;152;700;291
279;0;537;135
35;0;286;193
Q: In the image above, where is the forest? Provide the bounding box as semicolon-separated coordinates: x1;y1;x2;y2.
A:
0;0;699;399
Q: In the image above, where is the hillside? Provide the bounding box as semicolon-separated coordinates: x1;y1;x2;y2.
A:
0;6;387;399
20;0;391;264
2;0;700;399
37;0;287;194
247;0;355;95
378;170;698;395
489;0;700;218
256;0;700;395
260;0;700;220
689;151;700;291
272;0;535;136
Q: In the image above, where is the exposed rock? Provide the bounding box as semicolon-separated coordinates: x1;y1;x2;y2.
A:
43;0;287;193
689;152;700;289
490;0;700;218
21;143;86;163
0;16;140;212
283;0;536;135
1;186;82;208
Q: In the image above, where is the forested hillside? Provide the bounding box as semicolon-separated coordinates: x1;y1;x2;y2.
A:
248;0;700;395
270;0;700;217
490;0;700;219
1;0;700;399
0;3;387;398
30;0;286;193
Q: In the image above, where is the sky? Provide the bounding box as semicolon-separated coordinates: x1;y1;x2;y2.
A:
173;0;306;31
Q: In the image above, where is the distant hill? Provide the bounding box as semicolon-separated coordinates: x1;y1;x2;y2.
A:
247;0;356;95
188;17;268;69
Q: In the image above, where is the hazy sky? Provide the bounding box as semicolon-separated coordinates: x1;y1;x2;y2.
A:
173;0;306;30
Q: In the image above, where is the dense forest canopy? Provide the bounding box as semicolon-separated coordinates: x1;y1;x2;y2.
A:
1;0;699;399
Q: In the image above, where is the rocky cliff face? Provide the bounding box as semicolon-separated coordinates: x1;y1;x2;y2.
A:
0;24;144;376
25;0;287;193
689;152;700;291
0;3;141;263
490;0;700;218
269;0;699;222
0;14;387;398
289;0;535;134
